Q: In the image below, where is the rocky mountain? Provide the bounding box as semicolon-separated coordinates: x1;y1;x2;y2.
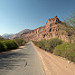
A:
2;34;14;39
2;29;31;39
11;29;31;39
20;16;75;43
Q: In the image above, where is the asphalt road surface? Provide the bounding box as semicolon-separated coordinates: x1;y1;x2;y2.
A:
0;42;45;75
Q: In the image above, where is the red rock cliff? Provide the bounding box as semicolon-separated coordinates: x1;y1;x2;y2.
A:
21;16;61;41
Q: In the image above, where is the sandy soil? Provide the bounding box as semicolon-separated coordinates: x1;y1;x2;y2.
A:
32;43;75;75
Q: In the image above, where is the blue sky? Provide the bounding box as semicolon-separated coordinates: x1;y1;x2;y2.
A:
0;0;75;35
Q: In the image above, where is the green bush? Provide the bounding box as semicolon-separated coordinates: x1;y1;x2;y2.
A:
45;38;62;53
37;40;46;50
33;38;75;62
0;38;27;52
2;40;18;50
0;41;7;52
54;43;75;62
14;38;27;46
33;38;62;53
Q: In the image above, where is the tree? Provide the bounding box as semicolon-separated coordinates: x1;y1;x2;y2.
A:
65;10;75;27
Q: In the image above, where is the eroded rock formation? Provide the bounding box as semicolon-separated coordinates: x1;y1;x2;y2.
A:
21;16;62;41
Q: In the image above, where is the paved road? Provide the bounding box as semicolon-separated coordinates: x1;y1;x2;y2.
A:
0;42;45;75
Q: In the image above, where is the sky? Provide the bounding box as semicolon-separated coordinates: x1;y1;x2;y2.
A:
0;0;75;35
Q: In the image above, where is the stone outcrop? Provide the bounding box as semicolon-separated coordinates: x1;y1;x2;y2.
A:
21;16;62;41
11;16;75;43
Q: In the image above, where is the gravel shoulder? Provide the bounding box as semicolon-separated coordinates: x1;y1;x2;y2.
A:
32;43;75;75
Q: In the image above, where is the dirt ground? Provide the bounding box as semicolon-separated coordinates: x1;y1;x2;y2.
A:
32;43;75;75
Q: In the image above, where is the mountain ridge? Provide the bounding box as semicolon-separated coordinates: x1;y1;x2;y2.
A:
2;29;31;39
20;16;75;43
7;16;75;43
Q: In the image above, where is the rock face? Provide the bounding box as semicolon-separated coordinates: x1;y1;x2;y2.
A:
22;16;62;41
11;16;75;42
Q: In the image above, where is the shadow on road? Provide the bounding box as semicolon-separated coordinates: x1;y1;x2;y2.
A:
0;51;30;70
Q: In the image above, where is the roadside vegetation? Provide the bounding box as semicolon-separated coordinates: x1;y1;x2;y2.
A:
33;10;75;62
33;38;75;62
0;38;27;52
54;43;75;62
33;38;62;53
14;38;27;46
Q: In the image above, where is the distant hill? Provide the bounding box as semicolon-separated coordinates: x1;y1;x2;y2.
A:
10;29;31;39
2;34;14;39
2;29;31;39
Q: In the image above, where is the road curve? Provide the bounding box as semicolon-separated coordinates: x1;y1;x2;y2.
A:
0;42;45;75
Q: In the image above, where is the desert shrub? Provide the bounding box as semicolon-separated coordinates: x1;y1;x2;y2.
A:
0;41;7;52
33;41;38;45
45;38;62;53
37;40;46;50
54;43;75;62
0;38;27;52
33;38;62;53
2;40;18;50
14;38;27;46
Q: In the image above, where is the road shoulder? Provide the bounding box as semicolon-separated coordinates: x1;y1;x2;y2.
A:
32;42;75;75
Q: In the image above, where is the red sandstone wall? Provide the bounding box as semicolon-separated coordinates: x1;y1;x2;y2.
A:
22;16;61;41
